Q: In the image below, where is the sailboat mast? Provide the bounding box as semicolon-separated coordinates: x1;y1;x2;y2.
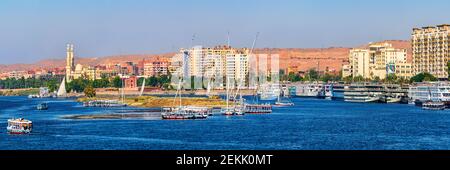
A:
226;77;229;110
121;78;125;103
179;79;182;108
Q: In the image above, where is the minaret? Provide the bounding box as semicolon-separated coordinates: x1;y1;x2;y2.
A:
65;44;74;82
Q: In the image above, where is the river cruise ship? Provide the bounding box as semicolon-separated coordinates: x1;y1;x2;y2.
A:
344;84;384;103
408;82;450;106
244;104;272;114
290;82;333;99
422;101;446;110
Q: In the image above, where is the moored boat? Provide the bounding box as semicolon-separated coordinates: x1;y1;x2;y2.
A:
7;118;33;134
344;84;383;103
244;104;272;114
161;107;209;120
422;101;446;110
274;94;294;107
408;82;450;107
83;100;127;107
37;102;49;110
274;101;294;106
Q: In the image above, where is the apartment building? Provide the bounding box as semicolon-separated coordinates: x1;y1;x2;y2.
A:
175;45;250;88
412;24;450;79
143;59;169;77
344;42;409;80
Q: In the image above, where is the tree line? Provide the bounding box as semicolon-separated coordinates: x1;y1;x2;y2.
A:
0;69;444;92
280;68;440;84
0;75;173;93
0;76;63;91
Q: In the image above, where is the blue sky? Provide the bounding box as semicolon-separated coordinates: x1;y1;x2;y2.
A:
0;0;449;64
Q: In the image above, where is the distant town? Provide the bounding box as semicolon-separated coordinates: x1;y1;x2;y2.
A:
0;24;449;96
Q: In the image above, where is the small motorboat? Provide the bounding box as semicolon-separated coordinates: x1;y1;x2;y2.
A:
422;101;446;110
7;118;33;134
222;108;244;116
37;102;48;110
274;95;294;107
274;101;295;106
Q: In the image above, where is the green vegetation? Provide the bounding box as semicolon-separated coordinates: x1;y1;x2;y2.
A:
385;74;398;84
319;73;341;82
448;61;450;79
287;72;303;82
78;96;227;108
0;88;39;96
283;69;341;83
67;75;172;93
0;77;63;91
304;69;319;81
111;76;123;88
137;74;171;90
410;72;438;83
341;74;409;84
83;85;96;98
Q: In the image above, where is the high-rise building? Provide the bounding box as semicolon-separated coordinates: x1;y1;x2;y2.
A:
172;45;250;89
226;53;249;88
348;49;370;79
412;24;450;79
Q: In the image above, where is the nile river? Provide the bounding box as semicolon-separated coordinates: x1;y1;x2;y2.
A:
1;96;450;150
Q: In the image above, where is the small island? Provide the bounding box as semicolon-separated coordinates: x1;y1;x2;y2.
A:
77;95;228;108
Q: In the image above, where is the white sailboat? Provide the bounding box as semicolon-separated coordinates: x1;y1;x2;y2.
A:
139;78;146;96
57;77;67;97
222;77;244;116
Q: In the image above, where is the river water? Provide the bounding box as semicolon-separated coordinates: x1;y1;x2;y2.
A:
1;96;450;150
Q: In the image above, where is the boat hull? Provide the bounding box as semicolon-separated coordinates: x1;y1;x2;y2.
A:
274;102;294;107
245;111;272;114
7;128;31;134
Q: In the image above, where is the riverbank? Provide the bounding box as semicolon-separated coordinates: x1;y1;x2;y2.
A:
63;113;161;120
0;88;39;96
77;96;228;108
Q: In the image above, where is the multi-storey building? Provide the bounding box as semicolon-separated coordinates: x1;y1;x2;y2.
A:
348;49;370;79
226;53;249;88
173;45;250;89
344;42;409;80
143;59;169;77
8;71;32;79
412;24;450;79
370;43;407;79
395;63;413;80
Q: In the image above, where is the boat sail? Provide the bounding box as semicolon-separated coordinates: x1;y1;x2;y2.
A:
139;78;146;96
57;77;67;97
